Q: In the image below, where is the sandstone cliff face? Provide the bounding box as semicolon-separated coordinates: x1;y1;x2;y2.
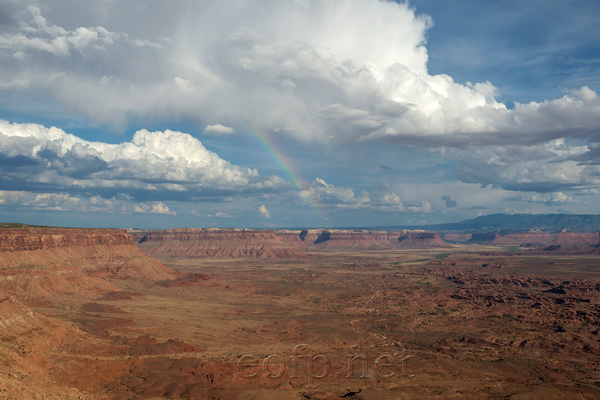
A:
0;227;174;301
303;229;448;249
442;233;473;242
0;227;132;251
311;230;399;248
137;228;307;258
396;230;448;247
134;228;448;257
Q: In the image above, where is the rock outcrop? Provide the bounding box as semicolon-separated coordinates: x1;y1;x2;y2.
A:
442;233;473;242
302;229;447;249
396;230;448;248
297;229;400;249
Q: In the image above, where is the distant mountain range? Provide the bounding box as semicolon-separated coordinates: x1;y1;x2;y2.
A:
5;213;600;233
373;214;600;233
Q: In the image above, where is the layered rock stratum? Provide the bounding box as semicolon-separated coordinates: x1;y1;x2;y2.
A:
133;228;448;257
136;228;307;258
0;227;174;302
298;229;447;249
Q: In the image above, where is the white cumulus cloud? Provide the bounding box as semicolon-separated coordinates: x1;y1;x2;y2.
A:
0;120;287;200
203;124;235;135
305;178;431;213
0;190;138;213
504;192;576;205
134;201;176;215
2;0;599;146
259;204;270;219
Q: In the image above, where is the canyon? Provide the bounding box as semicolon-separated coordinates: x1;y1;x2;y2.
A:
0;224;599;398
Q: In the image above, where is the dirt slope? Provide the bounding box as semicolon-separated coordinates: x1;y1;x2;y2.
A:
0;289;105;399
0;226;182;399
0;227;174;303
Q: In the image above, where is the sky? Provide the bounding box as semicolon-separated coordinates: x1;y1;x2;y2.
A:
0;0;599;229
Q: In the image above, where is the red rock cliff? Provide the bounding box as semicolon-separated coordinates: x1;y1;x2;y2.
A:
396;230;448;247
0;227;132;251
0;227;174;301
305;230;399;248
134;228;448;257
137;228;307;258
295;229;447;249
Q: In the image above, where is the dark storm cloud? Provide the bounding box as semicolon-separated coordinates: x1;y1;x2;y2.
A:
570;143;600;165
442;194;457;208
0;153;38;169
444;138;599;193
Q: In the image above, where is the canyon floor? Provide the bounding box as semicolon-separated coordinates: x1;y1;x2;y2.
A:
4;243;600;399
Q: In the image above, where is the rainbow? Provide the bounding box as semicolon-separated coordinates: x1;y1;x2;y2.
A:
249;128;327;226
